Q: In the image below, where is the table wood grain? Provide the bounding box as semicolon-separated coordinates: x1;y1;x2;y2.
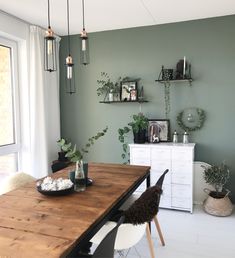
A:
0;163;150;258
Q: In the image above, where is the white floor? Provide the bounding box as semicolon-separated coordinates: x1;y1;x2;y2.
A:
95;205;235;258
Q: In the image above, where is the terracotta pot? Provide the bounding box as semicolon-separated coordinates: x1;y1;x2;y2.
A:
203;188;233;217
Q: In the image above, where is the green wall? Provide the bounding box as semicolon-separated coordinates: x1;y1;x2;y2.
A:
60;15;235;202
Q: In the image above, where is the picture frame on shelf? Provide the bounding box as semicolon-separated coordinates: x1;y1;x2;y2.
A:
121;81;137;101
148;119;170;142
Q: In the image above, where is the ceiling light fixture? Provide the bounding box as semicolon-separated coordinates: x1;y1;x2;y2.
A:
80;0;89;65
44;0;57;72
65;0;76;94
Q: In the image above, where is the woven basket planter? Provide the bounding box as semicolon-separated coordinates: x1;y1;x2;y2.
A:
203;188;233;217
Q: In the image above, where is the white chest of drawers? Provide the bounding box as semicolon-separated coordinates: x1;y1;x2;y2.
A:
129;143;195;213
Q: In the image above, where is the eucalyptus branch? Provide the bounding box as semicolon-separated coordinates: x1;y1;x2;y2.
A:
58;126;108;162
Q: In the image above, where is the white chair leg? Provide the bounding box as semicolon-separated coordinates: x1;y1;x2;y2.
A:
145;223;155;258
153;216;165;246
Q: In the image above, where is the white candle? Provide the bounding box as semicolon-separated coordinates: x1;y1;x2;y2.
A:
183;56;186;78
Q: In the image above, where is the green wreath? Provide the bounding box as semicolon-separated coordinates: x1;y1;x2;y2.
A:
177;108;206;132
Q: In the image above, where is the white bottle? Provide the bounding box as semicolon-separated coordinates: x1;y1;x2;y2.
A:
108;90;114;102
74;160;86;192
183;131;189;144
172;130;178;143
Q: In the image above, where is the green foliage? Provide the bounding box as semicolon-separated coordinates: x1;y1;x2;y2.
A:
203;162;230;193
128;113;148;133
118;113;148;163
177;108;206;132
57;127;108;162
97;72;122;97
118;126;131;163
164;83;170;118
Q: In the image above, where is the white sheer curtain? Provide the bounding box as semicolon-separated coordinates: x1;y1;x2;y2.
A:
28;25;60;178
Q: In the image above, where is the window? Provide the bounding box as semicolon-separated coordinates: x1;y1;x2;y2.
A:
0;37;20;176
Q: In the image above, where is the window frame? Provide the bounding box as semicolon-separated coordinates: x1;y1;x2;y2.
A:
0;36;20;170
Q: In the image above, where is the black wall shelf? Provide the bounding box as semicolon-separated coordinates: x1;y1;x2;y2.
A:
155;78;193;85
99;100;148;104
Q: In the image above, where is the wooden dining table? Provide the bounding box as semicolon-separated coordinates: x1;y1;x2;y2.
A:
0;163;150;258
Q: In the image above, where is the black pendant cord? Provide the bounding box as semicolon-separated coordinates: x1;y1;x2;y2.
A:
82;0;85;30
67;0;71;55
47;0;51;28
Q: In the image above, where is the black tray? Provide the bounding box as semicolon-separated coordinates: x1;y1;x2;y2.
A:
37;185;74;196
86;177;93;186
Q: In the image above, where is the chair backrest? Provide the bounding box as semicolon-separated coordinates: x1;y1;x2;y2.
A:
123;169;169;225
0;172;35;195
155;169;169;188
124;185;162;225
93;216;125;258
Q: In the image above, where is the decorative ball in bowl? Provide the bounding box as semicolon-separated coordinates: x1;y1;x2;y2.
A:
36;177;74;196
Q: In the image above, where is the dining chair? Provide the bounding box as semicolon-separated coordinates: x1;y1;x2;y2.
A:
75;216;125;258
0;172;35;195
91;183;163;258
120;169;169;246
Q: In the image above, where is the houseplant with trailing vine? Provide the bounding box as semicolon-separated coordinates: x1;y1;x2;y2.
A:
118;113;148;163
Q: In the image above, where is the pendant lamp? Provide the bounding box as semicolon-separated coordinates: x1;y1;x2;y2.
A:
80;0;89;65
65;0;76;94
44;0;57;72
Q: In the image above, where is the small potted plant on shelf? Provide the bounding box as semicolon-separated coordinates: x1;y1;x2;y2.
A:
118;113;148;163
97;72;122;102
202;162;233;216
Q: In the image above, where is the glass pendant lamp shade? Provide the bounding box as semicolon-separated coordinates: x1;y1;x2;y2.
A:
80;0;89;65
65;55;75;94
80;29;89;65
44;0;57;72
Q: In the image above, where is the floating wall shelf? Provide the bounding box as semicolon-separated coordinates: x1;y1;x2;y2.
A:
99;100;149;104
155;78;193;85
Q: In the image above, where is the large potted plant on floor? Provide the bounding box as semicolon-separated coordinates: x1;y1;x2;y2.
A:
202;162;233;216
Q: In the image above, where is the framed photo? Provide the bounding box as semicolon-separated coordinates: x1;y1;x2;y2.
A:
148;119;170;142
121;81;137;101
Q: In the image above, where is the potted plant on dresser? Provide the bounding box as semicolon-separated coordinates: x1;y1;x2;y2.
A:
118;113;148;163
202;162;233;216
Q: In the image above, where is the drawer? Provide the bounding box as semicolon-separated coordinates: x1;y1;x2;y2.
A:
151;148;171;161
159;196;171;208
171;162;192;174
131;158;150;166
161;184;171;197
130;147;150;160
171;184;191;198
172;148;193;162
171;173;192;184
171;197;191;209
151;171;171;185
151;160;171;172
